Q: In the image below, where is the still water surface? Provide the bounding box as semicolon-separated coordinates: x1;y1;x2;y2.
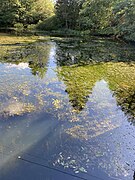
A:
0;36;135;180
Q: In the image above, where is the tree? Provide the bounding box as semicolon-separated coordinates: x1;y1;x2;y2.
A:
0;0;54;28
111;0;135;40
0;0;21;27
55;0;83;29
79;0;114;32
20;0;54;25
79;0;135;41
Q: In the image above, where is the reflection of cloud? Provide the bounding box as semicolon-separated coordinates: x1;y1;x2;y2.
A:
0;99;35;117
6;63;29;70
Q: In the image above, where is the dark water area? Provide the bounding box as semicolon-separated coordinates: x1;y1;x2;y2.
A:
0;36;135;180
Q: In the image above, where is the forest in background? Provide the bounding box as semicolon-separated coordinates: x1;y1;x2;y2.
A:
0;0;135;41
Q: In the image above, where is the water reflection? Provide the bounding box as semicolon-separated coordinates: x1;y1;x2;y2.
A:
55;37;135;66
116;89;135;122
6;62;29;69
0;36;135;180
57;62;135;122
1;41;51;79
65;80;122;139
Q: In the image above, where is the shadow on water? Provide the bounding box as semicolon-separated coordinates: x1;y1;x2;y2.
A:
0;36;135;180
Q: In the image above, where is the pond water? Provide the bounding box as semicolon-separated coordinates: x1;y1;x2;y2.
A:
0;36;135;180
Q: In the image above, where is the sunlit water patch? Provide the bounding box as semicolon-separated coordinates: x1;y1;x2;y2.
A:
0;36;135;180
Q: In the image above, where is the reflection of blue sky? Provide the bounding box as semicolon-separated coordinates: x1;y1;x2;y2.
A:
87;79;125;122
66;79;125;140
0;112;59;169
64;80;135;179
0;43;63;173
0;78;134;179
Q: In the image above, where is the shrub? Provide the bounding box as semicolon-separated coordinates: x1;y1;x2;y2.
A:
14;23;24;35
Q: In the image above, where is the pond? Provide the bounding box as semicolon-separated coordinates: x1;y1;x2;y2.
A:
0;34;135;180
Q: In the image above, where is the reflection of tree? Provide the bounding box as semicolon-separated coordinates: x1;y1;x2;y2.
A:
58;62;135;122
24;43;49;78
29;61;47;79
58;64;105;111
116;89;135;122
1;41;51;78
22;42;50;78
55;38;135;66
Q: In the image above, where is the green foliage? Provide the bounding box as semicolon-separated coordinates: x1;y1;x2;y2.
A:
79;0;114;32
55;0;83;29
26;24;37;34
111;0;135;41
0;0;21;27
37;16;58;31
79;0;135;41
0;0;54;28
20;0;54;25
14;23;24;35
